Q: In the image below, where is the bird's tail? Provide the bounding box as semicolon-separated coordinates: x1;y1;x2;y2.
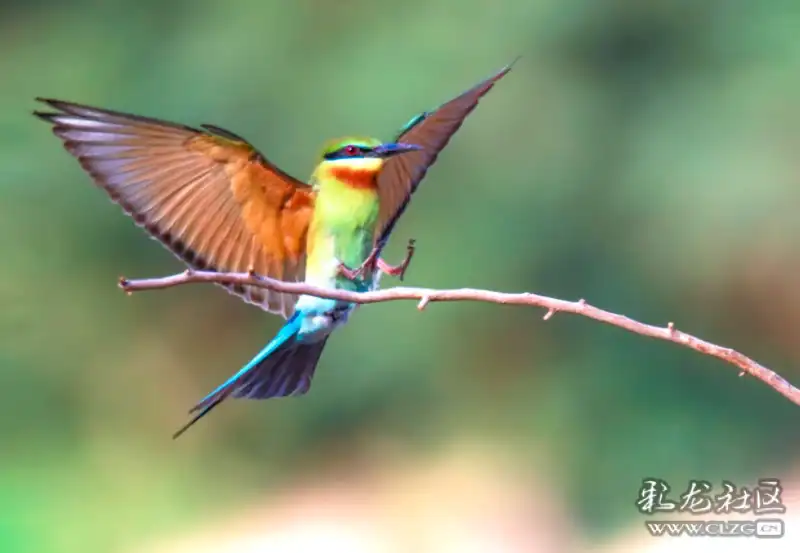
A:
173;313;328;439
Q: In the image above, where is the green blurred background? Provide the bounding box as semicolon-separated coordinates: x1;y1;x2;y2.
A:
2;0;800;552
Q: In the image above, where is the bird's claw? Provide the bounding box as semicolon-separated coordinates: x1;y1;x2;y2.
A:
377;238;416;281
337;239;417;283
336;262;363;281
337;246;380;282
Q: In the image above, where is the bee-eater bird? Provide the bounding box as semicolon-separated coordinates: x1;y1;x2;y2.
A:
34;60;515;437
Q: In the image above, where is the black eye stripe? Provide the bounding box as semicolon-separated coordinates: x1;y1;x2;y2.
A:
323;144;374;160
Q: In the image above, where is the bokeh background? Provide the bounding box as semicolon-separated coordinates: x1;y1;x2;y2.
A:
2;0;800;552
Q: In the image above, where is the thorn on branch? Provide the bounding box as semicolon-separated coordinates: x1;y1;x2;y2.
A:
667;322;676;335
543;308;556;321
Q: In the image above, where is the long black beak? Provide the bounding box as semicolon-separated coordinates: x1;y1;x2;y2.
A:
373;142;423;158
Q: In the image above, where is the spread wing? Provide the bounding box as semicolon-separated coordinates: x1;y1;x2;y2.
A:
374;60;517;249
34;99;315;318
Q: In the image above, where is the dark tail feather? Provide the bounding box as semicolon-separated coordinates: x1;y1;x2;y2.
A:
232;337;329;401
172;317;328;439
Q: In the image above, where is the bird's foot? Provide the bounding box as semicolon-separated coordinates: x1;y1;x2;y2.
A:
336;246;381;282
377;238;416;281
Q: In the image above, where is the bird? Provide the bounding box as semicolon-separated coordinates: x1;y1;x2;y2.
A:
34;60;516;437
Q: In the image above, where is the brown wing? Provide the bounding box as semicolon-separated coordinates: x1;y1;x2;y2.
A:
375;60;517;249
34;99;314;318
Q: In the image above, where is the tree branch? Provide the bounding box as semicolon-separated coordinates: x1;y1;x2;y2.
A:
118;269;800;407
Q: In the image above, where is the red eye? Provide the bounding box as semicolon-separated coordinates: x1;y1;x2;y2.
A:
344;145;360;156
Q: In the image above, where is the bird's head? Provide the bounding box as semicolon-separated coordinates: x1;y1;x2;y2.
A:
314;137;421;187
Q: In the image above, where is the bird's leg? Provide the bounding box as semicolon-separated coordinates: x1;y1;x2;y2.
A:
377;238;416;281
337;246;381;282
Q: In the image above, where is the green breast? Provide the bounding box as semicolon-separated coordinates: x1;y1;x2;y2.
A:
313;181;380;291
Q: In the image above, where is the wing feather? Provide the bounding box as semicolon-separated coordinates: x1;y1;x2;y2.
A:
375;60;517;249
34;99;315;318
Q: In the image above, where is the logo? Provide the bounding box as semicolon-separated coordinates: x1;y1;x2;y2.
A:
635;478;787;539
